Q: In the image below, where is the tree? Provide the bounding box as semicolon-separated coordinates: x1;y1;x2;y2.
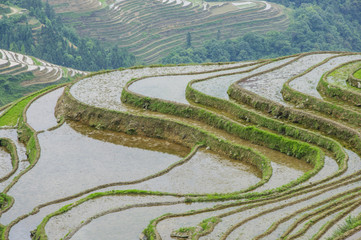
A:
186;32;192;48
217;29;221;40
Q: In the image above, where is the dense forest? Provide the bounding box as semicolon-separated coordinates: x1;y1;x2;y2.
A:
0;0;135;71
162;0;361;64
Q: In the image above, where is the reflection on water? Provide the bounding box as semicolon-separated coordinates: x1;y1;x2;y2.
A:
70;202;216;240
26;88;65;132
193;57;295;100
71;63;256;112
71;123;263;194
0;129;28;191
68;121;188;156
1;122;186;225
300;156;338;186
46;195;183;240
124;149;262;194
290;55;361;99
0;146;12;179
128;64;256;104
240;54;335;104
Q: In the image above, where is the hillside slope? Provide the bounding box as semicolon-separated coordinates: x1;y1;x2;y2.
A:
47;0;289;64
0;49;87;106
0;0;135;71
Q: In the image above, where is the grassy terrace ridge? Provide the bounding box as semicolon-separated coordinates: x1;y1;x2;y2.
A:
5;52;361;239
121;75;324;190
51;0;289;63
318;60;361;107
0;138;19;183
185;56;347;175
57;54;326;236
354;69;361;79
347;65;361;90
281;54;361;131
228;52;361;151
61;86;274;193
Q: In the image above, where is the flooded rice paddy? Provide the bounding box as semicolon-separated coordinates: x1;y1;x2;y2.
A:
327;61;361;88
1;121;187;225
239;53;335;104
26;87;65;132
3;54;361;239
0;147;12;180
192;57;295;100
290;54;361;99
0;129;28;191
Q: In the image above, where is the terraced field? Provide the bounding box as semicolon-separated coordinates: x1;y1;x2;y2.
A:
2;51;361;239
45;0;105;14
0;49;87;86
47;0;288;64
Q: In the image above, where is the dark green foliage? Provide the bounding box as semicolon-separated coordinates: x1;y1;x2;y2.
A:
0;6;10;14
162;1;361;64
186;32;192;48
0;0;135;71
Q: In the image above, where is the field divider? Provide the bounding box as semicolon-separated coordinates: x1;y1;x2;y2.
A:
186;54;347;180
282;53;361;128
0;84;69;239
146;172;361;239
282;193;361;239
333;216;361;240
62;84;272;194
0;138;19;184
61;200;185;240
311;200;361;240
229;52;361;154
219;185;361;240
317;59;361;107
122;64;324;194
347;67;361;89
4;140;208;239
31;190;186;240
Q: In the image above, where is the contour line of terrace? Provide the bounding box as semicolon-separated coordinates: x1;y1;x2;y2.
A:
70;59;324;192
21;55;361;238
19;53;361;240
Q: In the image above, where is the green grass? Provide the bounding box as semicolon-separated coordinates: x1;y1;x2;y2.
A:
0;84;61;127
179;227;195;233
328;215;361;240
62;67;68;78
354;69;361;79
98;0;108;8
0;6;11;15
30;57;42;66
0;95;34;127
